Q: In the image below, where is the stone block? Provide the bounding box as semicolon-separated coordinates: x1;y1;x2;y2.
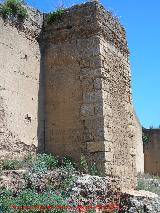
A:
87;141;112;153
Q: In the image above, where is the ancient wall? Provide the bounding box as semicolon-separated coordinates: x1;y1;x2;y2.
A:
0;8;44;159
97;6;138;188
0;1;144;189
41;2;140;189
143;128;160;175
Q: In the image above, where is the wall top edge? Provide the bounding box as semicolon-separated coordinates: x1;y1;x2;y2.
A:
43;1;126;35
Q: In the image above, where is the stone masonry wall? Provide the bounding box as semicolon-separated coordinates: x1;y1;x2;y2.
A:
0;8;44;159
97;6;137;188
41;2;141;189
143;128;160;175
0;1;144;189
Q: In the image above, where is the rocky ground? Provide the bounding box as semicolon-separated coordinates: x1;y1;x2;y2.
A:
0;155;160;212
119;173;160;213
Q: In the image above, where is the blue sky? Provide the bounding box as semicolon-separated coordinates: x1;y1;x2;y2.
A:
26;0;160;128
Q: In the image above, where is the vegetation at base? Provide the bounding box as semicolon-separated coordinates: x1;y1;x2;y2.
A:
136;173;160;196
0;153;99;212
31;153;59;173
80;154;98;175
80;154;89;173
1;159;23;170
0;189;69;213
47;8;65;24
0;0;28;20
1;153;99;176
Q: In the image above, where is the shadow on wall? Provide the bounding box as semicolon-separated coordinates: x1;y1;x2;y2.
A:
37;41;45;153
143;128;160;176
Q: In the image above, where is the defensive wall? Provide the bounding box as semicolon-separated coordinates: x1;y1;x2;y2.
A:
0;1;144;189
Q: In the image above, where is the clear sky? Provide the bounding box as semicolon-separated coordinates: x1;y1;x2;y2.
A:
26;0;160;128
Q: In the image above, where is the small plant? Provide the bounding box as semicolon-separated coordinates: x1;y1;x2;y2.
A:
0;0;28;20
2;159;23;170
80;154;89;173
89;162;98;176
142;132;149;145
80;155;99;175
60;175;76;194
24;151;34;166
0;4;12;18
0;188;68;212
31;153;59;173
47;8;64;24
60;156;75;174
136;178;145;190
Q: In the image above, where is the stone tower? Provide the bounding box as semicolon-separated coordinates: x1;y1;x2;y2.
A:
41;2;138;189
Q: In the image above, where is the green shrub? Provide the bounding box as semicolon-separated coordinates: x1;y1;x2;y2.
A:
60;175;76;194
0;188;68;212
0;4;12;18
80;154;89;173
136;178;145;190
47;8;64;24
89;163;98;176
23;152;34;168
80;155;99;175
60;157;75;174
0;0;28;20
2;159;23;170
31;154;59;173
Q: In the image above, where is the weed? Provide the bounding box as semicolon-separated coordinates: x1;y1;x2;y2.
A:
60;156;75;174
80;154;89;173
0;188;68;212
31;153;59;173
47;8;64;24
142;131;149;145
89;162;98;176
0;0;28;20
2;159;23;170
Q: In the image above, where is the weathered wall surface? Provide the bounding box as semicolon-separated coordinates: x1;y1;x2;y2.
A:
41;3;102;161
0;8;44;159
42;2;140;189
143;128;160;175
97;6;138;188
0;1;144;189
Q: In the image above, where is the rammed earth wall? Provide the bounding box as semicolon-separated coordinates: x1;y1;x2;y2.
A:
0;1;144;189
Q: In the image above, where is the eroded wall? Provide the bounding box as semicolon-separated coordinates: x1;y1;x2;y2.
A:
0;2;144;189
42;2;140;189
143;129;160;175
42;3;103;162
97;7;138;188
0;9;44;159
